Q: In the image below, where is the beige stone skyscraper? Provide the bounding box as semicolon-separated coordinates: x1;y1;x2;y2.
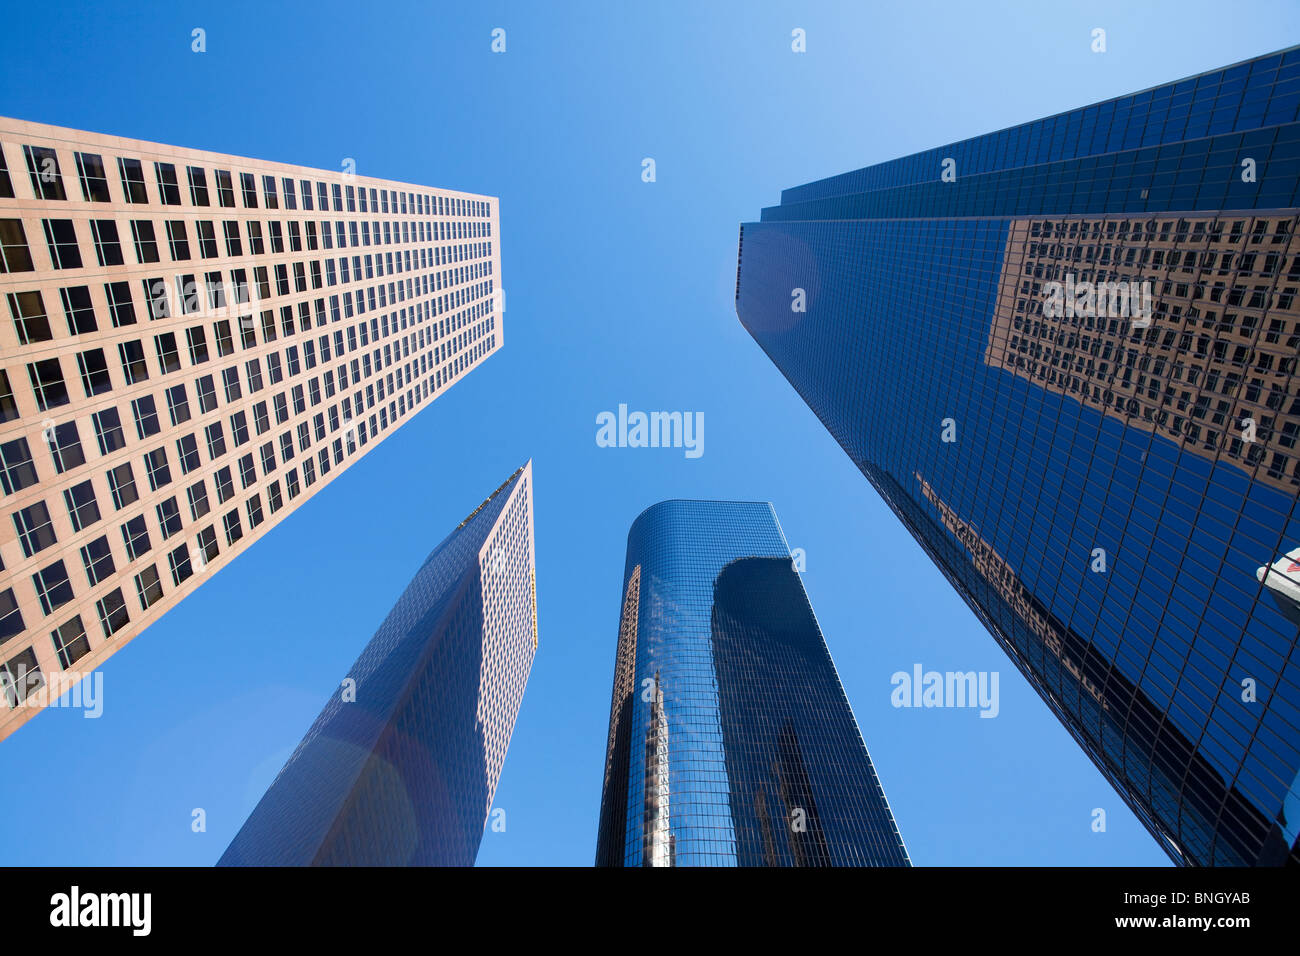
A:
0;118;503;740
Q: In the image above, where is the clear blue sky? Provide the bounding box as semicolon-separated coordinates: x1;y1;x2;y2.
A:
2;0;1297;867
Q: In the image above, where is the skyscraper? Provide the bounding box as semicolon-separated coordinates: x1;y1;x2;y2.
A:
219;462;536;866
735;48;1300;865
595;499;910;867
0;118;502;740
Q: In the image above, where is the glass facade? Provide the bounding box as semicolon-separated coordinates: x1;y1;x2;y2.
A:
218;462;536;866
595;499;910;867
735;48;1300;865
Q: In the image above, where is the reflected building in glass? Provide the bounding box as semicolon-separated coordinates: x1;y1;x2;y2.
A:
594;499;910;867
735;48;1300;865
219;462;537;866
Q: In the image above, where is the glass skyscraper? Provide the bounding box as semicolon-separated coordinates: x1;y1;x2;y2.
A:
735;48;1300;865
595;499;910;867
219;462;536;866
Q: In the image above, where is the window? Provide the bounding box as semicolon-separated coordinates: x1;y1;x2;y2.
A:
47;421;85;474
204;421;226;459
0;588;26;643
130;220;160;263
281;178;297;210
176;433;200;474
0;437;39;495
214;466;234;503
239;172;258;208
262;175;278;209
0;371;19;423
195;374;217;413
156;497;183;540
196;524;219;563
214;320;234;357
0;145;10;199
221;367;242;404
215;169;234;207
118;340;148;384
95;588;129;639
167;544;192;586
107;462;138;509
186;480;210;520
246;220;264;255
117;157;148;203
222;508;243;545
27;358;69;410
63;480;100;532
104;281;136;327
134;565;163;610
75;152;111;202
231;411;250;447
89;219;124;266
252;401;270;434
80;535;115;586
32;559;74;615
1;647;43;706
60;286;98;335
142;446;171;491
246;494;264;529
121;514;150;561
165;384;190;426
237;452;255;487
223;220;242;257
23;145;66;199
187;166;210;206
13;500;57;558
42;219;82;269
267;480;283;514
186;326;209;364
154;163;181;205
166;220;190;260
197;220;218;259
154;331;181;374
51;617;90;669
8;290;52;344
92;408;126;455
76;348;112;397
131;395;160;440
142;277;169;319
0;219;34;272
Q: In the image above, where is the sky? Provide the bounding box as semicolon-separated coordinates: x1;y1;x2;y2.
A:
1;0;1298;867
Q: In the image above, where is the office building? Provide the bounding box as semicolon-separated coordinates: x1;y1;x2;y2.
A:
595;499;910;867
734;48;1300;864
219;462;536;866
0;118;502;739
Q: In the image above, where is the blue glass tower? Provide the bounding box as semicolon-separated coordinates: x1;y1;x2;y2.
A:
218;463;537;866
594;499;909;867
735;48;1300;865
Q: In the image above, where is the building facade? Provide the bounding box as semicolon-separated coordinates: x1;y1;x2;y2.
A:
595;499;910;867
735;48;1300;865
219;462;536;866
0;118;502;740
